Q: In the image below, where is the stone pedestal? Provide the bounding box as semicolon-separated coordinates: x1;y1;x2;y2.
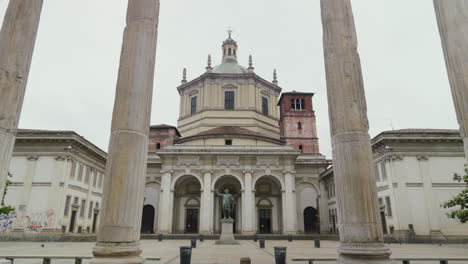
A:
215;219;239;245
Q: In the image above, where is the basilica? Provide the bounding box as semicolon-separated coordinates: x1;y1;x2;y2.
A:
142;34;330;235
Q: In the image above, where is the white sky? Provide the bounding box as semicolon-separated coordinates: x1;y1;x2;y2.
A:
0;0;458;158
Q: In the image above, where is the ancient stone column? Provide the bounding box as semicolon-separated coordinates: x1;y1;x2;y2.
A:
242;169;254;234
0;0;43;205
200;169;213;234
434;1;468;159
91;1;160;263
320;1;394;263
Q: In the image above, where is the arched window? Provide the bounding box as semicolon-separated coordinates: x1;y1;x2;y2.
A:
228;48;232;56
233;49;236;56
156;143;161;150
299;145;303;151
298;122;302;129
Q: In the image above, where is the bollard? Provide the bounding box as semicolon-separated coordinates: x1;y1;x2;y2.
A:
253;234;257;242
274;247;287;264
240;257;251;264
191;238;197;248
43;258;51;264
158;233;163;241
75;258;83;264
314;239;320;248
440;261;448;264
402;260;410;264
288;234;293;242
199;234;204;242
180;246;192;264
259;238;265;248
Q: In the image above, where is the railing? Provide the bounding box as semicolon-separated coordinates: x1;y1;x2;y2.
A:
292;257;468;264
0;255;161;264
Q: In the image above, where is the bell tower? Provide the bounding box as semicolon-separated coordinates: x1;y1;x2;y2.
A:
278;91;319;153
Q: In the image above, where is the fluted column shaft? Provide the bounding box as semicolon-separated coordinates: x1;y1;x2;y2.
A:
92;1;160;263
200;170;212;234
320;1;393;263
0;0;43;204
434;0;468;159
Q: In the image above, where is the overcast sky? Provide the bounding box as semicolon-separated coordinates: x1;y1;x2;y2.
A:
0;0;458;158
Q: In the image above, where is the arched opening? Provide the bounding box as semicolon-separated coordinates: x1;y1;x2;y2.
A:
228;48;232;55
172;175;201;234
299;145;303;151
303;206;318;233
254;176;283;234
141;204;155;234
297;122;302;129
213;175;242;234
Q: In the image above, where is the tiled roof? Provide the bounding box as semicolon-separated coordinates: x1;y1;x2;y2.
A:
197;126;263;137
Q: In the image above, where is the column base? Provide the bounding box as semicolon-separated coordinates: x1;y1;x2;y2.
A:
338;243;396;264
91;242;144;264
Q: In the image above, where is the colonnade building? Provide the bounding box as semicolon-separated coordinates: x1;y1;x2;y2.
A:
141;35;330;235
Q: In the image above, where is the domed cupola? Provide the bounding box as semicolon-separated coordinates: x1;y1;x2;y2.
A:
213;31;249;74
222;30;238;63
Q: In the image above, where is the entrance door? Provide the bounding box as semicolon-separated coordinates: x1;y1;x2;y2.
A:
141;205;155;234
69;210;77;233
303;207;317;233
258;209;272;234
185;208;199;233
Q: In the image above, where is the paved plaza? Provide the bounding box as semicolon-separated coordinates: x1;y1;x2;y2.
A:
0;240;467;264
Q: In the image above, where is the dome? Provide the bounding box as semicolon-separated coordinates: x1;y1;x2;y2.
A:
212;60;249;74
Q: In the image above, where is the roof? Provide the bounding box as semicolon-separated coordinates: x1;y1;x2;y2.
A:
176;126;284;145
277;91;315;106
18;129;76;133
379;128;459;134
150;124;181;137
212;61;249;74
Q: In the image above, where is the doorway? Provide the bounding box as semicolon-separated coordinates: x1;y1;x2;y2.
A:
380;210;388;234
185;208;199;233
92;212;98;233
258;208;272;234
69;210;77;233
303;206;317;233
141;204;155;234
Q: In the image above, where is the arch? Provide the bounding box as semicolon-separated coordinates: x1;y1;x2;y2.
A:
141;204;155;234
171;173;203;190
256;198;273;207
211;173;244;190
297;183;319;211
184;197;200;207
252;174;285;191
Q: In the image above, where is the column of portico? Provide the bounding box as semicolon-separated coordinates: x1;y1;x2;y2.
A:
158;169;173;234
434;1;468;159
242;169;254;234
91;1;160;263
320;1;393;263
0;0;43;205
200;169;213;234
282;169;297;234
318;181;329;233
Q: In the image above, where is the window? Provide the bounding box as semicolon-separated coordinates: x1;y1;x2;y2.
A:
73;197;79;205
77;164;84;181
380;162;387;181
374;164;380;182
385;196;392;217
64;196;71;216
80;199;86;217
84;167;90;184
291;98;305;110
156;143;161;149
88;201;94;219
95;202;99;209
98;173;103;188
299;145;303;151
297;122;302;129
70;161;76;179
93;171;98;187
228;48;232;55
224;91;235;110
262;97;268;115
225;139;232;145
190;96;197;114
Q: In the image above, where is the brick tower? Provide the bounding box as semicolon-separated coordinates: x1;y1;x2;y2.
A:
278;91;319;153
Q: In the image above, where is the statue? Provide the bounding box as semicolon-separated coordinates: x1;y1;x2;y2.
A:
216;189;234;220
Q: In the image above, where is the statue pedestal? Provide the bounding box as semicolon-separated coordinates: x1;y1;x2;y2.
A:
215;218;239;245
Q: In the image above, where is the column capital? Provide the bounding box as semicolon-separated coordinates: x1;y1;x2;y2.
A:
27;155;39;161
160;169;173;174
55;155;67;161
416;154;429;161
282;170;296;174
202;169;213;174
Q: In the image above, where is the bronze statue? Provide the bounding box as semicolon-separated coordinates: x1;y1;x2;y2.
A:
216;188;234;220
